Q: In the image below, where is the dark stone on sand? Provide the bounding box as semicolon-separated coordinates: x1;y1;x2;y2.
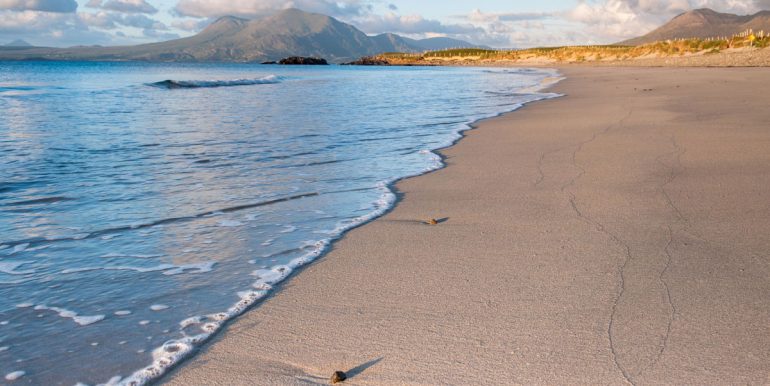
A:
330;371;347;383
278;56;328;65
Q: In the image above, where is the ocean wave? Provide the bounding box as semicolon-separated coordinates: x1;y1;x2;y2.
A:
148;75;282;89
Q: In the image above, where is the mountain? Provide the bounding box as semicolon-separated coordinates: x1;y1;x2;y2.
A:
370;33;422;53
3;39;32;47
0;9;483;62
622;8;770;46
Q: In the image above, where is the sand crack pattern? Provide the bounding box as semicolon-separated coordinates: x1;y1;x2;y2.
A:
548;106;694;384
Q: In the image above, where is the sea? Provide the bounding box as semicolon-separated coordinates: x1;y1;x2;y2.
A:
0;62;560;385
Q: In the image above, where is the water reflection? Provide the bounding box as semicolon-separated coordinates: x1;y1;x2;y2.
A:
0;61;559;384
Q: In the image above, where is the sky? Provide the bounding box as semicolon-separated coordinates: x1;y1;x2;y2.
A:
1;0;770;48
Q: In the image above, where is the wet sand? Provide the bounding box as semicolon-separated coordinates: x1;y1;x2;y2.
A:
165;67;770;385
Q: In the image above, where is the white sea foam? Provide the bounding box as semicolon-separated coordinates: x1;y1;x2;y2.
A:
119;334;206;386
100;253;165;259
217;220;243;227
62;261;215;276
114;183;402;384
115;310;132;316
74;315;106;326
163;262;215;276
32;305;105;326
251;265;292;285
5;371;25;381
150;305;169;311
122;288;275;385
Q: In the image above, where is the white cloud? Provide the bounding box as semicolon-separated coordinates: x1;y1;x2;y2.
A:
0;9;120;45
465;9;554;23
0;2;171;46
141;27;178;39
170;18;208;32
355;12;483;35
78;10;116;28
173;0;370;19
86;0;157;14
0;0;77;13
78;10;167;30
452;8;574;47
0;9;65;30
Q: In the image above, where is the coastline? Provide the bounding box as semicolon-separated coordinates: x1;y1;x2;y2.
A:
165;67;770;384
374;46;770;67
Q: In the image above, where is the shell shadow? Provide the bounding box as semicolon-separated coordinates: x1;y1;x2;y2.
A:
346;357;384;379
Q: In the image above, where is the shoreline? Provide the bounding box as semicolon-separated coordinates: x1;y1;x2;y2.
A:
165;66;770;384
105;67;561;386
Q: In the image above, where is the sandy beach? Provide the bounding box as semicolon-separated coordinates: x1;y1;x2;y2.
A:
165;67;770;385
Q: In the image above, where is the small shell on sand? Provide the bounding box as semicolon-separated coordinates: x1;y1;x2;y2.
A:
330;371;347;383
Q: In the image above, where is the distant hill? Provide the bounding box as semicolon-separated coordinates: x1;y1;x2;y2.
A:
622;8;770;46
405;37;491;51
0;9;483;62
369;33;422;53
3;39;33;47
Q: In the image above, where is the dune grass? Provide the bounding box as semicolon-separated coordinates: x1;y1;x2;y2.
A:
378;31;769;64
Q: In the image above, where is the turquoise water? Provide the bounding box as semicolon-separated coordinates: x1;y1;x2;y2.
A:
0;62;559;385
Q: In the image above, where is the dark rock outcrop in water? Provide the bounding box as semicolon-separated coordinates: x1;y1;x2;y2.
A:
0;9;484;63
278;56;328;65
341;56;391;66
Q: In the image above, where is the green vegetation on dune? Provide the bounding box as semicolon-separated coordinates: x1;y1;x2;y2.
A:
376;31;769;65
425;48;497;56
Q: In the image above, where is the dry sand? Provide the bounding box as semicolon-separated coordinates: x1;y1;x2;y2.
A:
165;67;770;385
